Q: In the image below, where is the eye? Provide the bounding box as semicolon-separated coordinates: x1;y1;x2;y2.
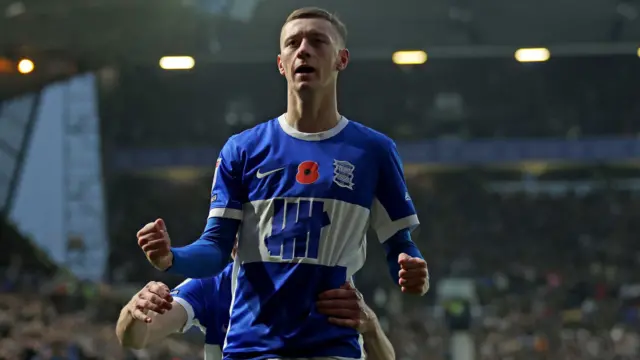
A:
311;38;327;45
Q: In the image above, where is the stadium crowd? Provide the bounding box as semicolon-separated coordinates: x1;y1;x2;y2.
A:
406;172;640;360
3;168;640;359
98;169;640;360
0;220;203;360
100;56;640;150
1;55;638;359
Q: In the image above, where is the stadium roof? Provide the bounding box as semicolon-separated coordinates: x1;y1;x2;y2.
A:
1;0;639;99
0;0;199;98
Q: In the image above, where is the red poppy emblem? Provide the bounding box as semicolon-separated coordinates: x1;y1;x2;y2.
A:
296;161;319;184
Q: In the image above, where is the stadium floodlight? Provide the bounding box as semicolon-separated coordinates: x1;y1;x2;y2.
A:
159;56;195;70
392;50;427;65
17;59;34;74
514;48;550;63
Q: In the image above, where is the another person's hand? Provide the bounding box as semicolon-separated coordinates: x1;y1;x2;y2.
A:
137;219;173;271
127;281;173;323
316;282;377;334
398;253;429;295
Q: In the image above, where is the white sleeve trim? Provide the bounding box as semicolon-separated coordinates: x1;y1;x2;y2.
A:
173;297;196;333
376;215;420;243
370;197;420;242
208;208;242;220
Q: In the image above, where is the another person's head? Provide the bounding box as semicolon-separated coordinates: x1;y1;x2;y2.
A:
278;7;349;94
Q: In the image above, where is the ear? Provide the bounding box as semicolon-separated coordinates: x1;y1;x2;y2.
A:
336;48;350;71
277;54;286;76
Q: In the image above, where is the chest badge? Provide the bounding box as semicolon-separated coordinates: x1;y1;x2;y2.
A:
333;160;355;190
296;161;320;185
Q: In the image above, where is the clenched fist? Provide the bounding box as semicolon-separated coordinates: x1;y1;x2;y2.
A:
398;253;429;295
137;219;173;271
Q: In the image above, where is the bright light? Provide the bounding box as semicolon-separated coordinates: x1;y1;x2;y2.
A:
159;56;195;70
637;48;640;58
17;59;34;74
392;50;427;65
514;48;550;63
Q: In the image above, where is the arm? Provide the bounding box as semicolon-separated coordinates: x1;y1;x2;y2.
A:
316;283;395;360
361;314;395;360
167;217;239;278
116;282;188;349
370;140;427;294
382;229;423;284
143;139;245;279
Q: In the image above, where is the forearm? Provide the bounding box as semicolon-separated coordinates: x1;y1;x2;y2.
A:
382;229;424;283
116;304;150;349
362;318;395;360
169;239;230;278
116;300;187;349
166;217;239;278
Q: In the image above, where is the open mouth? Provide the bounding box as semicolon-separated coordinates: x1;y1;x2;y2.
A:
294;65;316;75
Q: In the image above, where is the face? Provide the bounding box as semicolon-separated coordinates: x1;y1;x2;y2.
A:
278;18;349;92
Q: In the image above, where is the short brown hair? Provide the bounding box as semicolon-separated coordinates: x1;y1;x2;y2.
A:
283;7;348;46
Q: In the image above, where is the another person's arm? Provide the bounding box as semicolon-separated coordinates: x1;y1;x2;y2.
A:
115;281;186;348
370;140;429;295
137;138;244;278
361;315;395;360
316;283;395;360
116;278;209;349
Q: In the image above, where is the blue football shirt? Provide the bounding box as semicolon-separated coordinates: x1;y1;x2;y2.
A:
210;115;419;359
171;263;234;360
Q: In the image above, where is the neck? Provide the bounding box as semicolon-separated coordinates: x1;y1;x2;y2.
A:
286;86;339;133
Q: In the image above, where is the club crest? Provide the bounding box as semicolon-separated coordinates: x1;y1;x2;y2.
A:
333;160;355;190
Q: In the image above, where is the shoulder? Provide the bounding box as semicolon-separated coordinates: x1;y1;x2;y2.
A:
219;118;280;164
344;118;397;152
225;118;280;150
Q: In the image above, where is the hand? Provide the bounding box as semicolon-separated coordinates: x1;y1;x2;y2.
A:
137;219;173;271
127;281;173;323
398;253;429;295
316;282;376;334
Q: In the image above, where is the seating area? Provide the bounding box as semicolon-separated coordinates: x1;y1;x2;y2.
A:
102;170;640;359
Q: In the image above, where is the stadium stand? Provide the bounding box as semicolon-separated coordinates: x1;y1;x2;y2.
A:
98;169;640;360
0;216;203;360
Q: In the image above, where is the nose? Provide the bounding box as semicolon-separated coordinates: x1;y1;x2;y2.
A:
295;38;313;59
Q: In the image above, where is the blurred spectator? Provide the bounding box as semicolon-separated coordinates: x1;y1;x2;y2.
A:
0;221;202;360
98;167;640;359
101;57;640;148
4;54;640;359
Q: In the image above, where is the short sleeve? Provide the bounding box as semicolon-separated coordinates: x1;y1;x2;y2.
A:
171;278;207;333
209;138;245;220
370;141;419;242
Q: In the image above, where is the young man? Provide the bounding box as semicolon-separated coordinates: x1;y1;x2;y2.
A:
115;269;394;360
136;7;428;359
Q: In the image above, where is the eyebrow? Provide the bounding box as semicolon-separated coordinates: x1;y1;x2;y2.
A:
284;30;331;43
